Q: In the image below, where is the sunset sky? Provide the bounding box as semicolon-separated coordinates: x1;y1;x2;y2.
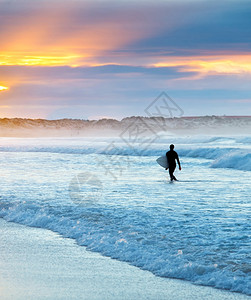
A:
0;0;251;119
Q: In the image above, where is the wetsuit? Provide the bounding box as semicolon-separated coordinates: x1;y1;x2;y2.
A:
166;150;181;181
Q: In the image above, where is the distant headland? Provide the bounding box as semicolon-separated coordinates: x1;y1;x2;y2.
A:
0;116;250;137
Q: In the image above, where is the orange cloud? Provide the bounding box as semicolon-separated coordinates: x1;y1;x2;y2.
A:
153;54;251;76
0;3;164;67
0;53;83;67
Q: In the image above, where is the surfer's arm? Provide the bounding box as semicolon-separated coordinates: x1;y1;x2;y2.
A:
176;154;181;170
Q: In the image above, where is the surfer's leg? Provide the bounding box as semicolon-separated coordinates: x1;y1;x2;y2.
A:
169;167;175;181
168;168;172;180
170;165;177;181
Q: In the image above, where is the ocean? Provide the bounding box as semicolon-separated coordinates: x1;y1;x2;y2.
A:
0;134;250;295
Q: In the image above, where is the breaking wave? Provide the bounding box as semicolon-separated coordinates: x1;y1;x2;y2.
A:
0;135;250;171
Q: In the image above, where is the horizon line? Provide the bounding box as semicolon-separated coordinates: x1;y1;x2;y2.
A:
0;115;251;122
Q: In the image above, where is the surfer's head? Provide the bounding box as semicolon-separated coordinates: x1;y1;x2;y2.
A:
170;144;174;150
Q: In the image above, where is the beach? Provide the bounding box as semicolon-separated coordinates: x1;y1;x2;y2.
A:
1;218;249;300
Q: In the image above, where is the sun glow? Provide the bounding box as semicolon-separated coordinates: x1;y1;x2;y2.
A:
0;85;8;91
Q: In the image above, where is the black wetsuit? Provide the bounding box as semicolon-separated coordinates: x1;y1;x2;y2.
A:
166;150;180;181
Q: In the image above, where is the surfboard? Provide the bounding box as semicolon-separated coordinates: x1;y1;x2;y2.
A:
156;156;169;169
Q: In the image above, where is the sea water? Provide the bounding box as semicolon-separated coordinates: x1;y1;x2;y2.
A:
0;135;250;295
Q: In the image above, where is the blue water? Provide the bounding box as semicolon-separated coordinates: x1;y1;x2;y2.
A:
0;135;250;295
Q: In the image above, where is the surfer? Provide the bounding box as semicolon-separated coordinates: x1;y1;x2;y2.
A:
166;144;181;181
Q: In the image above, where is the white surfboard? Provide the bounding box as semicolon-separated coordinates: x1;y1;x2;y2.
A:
156;156;169;169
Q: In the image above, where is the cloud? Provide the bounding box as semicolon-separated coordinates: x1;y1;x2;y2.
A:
0;64;196;83
0;64;196;108
0;0;250;118
153;55;251;78
0;1;180;66
131;0;251;54
0;62;250;119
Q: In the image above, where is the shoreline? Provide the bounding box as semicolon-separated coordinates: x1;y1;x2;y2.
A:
0;218;249;300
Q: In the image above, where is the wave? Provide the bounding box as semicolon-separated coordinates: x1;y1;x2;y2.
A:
0;137;251;171
211;151;251;171
0;199;250;295
236;136;251;145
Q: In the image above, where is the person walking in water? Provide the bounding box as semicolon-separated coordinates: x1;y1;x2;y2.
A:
166;144;181;181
